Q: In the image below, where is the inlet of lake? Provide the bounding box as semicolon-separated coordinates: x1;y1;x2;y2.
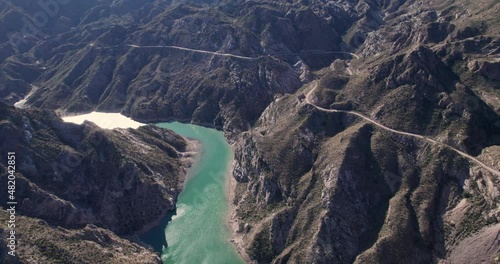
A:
62;114;244;264
141;122;244;264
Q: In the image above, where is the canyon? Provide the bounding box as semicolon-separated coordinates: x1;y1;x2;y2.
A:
0;0;499;263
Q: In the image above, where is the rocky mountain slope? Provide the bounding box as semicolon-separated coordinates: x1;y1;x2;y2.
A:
229;0;500;263
0;0;499;263
0;102;194;263
232;87;499;263
0;0;322;133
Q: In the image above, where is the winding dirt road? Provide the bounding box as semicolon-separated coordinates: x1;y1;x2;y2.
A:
305;81;500;177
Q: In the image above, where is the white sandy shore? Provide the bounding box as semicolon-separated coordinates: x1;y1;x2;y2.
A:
62;112;145;129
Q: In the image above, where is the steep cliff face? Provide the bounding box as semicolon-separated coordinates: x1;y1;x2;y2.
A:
0;103;194;263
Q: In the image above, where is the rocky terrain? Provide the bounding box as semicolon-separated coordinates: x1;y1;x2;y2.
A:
228;0;500;263
0;0;499;263
0;0;312;133
0;211;161;263
0;102;194;263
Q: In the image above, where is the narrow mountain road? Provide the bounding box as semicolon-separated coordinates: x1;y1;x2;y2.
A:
125;44;258;60
269;50;360;59
94;43;359;61
305;81;500;177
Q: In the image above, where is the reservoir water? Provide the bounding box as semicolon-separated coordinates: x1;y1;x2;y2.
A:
141;122;244;264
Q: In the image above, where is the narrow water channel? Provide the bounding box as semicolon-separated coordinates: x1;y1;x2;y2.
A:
141;122;244;264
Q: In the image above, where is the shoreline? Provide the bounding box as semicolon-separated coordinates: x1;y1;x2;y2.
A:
54;109;246;261
226;145;253;264
61;112;145;129
57;111;204;240
141;122;245;263
134;135;201;256
58;110;225;133
49;109;206;256
176;137;203;190
58;110;241;143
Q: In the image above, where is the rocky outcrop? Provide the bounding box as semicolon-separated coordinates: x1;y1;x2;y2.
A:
0;211;161;264
468;59;500;82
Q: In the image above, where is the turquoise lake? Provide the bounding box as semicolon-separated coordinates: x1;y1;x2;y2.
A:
141;122;245;264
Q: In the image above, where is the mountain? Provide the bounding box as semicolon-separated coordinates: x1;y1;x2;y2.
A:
230;0;500;263
0;0;499;263
0;102;195;263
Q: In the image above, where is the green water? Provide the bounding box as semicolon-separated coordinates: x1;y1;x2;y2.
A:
141;122;245;264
